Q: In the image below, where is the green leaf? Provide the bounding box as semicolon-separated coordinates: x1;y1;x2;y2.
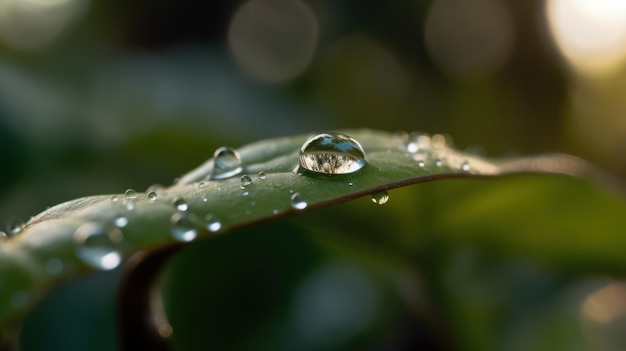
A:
0;129;621;342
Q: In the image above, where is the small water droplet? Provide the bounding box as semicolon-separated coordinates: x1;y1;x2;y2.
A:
198;181;208;189
241;175;252;187
45;258;64;275
435;159;443;167
210;147;243;180
288;189;295;194
348;182;353;186
417;161;425;168
173;198;188;212
74;222;124;270
125;200;135;211
170;212;198;242
114;216;129;228
202;194;209;202
111;195;119;202
299;132;366;174
125;189;137;200
148;192;158;202
242;191;249;196
371;191;389;205
290;192;307;210
258;172;267;180
272;209;279;214
0;231;7;241
461;162;471;172
205;214;222;232
8;221;23;235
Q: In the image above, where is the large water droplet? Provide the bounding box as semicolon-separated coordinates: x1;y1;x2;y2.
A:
241;175;252;187
205;214;222;232
299;132;366;174
125;189;137;200
210;147;243;180
290;192;308;210
73;222;124;270
173;198;188;212
148;192;158;202
371;191;389;205
170;212;198;242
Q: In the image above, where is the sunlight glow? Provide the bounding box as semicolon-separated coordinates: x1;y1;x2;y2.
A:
0;0;88;51
546;0;626;76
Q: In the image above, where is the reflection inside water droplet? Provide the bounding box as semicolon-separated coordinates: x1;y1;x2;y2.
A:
210;147;243;180
258;171;267;180
371;191;389;205
299;133;366;175
170;212;198;242
73;222;124;270
291;192;308;210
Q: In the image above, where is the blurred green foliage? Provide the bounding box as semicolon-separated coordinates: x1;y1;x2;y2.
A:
2;0;625;350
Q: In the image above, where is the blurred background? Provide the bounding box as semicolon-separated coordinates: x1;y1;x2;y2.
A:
2;0;626;350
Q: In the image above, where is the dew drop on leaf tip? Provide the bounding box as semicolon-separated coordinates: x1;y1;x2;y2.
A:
210;146;243;180
299;132;366;175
